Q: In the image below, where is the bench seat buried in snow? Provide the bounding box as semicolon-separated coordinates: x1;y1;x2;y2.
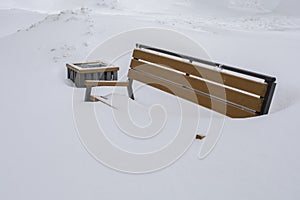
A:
84;44;277;119
66;61;119;88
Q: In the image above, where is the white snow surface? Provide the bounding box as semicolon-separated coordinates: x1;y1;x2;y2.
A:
0;1;300;200
0;9;46;38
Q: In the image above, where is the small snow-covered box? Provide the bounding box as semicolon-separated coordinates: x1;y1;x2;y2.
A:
66;61;119;88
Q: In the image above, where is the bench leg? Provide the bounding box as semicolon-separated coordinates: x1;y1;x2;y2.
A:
67;68;70;79
85;86;92;101
127;78;134;100
112;71;118;80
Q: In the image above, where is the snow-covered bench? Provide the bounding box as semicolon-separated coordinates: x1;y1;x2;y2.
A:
85;44;276;119
66;61;119;88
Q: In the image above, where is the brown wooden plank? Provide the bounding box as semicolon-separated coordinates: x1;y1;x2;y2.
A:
130;59;263;112
78;67;119;74
128;69;257;118
73;61;102;65
85;80;129;87
132;49;267;96
196;135;206;140
66;63;80;72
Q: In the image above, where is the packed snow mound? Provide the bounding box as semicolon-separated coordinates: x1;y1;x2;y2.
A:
0;9;46;37
1;0;300;32
1;0;300;16
11;8;96;63
0;0;185;13
228;0;280;12
95;0;119;9
155;13;300;32
206;15;300;31
2;5;300;38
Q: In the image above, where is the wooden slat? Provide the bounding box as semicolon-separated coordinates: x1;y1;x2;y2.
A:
66;63;81;72
132;49;267;97
66;63;119;74
73;61;102;65
78;67;119;74
85;80;129;87
131;59;263;112
128;69;257;118
196;135;206;140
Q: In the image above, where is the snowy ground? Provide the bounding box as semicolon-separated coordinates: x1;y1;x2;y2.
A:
0;1;300;200
0;9;46;37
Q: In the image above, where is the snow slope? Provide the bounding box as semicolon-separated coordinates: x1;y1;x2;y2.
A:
1;0;300;31
0;1;300;200
0;9;46;38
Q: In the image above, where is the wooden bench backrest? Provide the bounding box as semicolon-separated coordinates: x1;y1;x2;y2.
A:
128;47;276;118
